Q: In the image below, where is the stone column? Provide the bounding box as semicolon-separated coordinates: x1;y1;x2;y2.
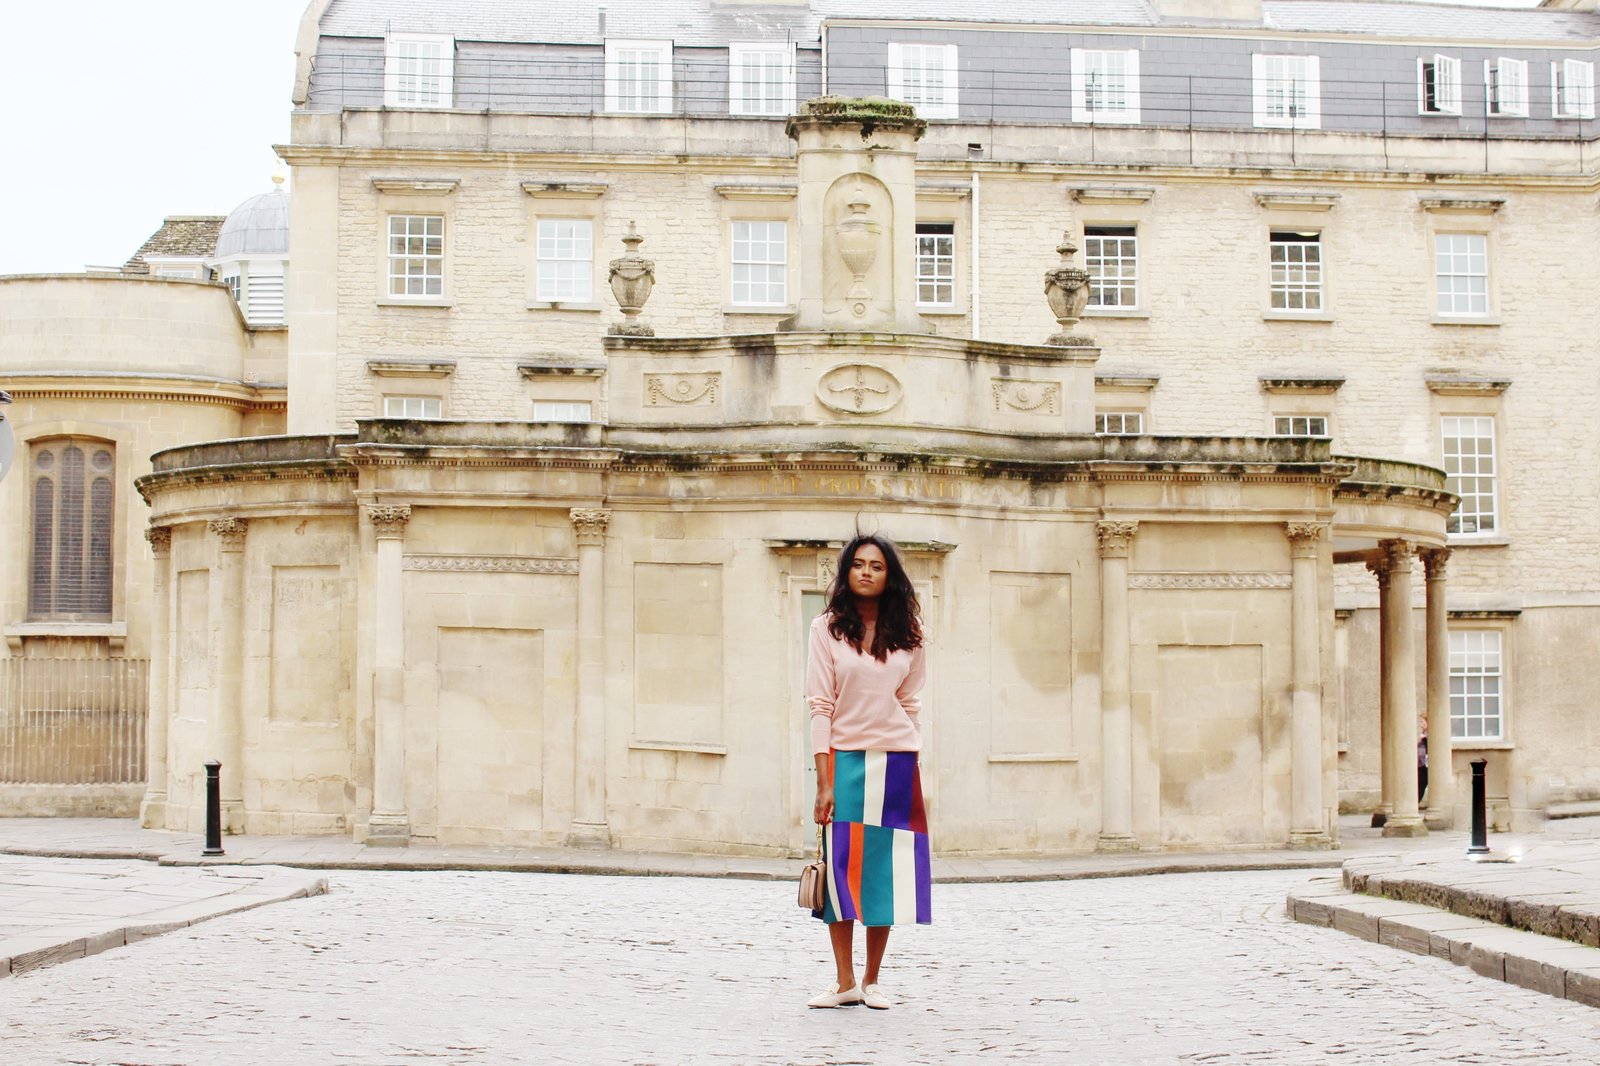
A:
139;525;173;828
208;517;248;833
570;508;612;848
1096;520;1139;852
1286;523;1329;847
366;505;412;846
1422;548;1454;827
1380;539;1426;837
1365;552;1393;822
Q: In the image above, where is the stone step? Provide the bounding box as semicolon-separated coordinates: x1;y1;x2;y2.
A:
1287;879;1600;1009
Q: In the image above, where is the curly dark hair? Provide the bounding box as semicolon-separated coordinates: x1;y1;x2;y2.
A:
825;534;923;661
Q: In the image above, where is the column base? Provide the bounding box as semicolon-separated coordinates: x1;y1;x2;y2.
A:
568;821;611;849
1287;831;1333;851
138;792;167;829
1096;833;1139;853
1423;807;1454;831
366;813;411;847
1382;816;1428;838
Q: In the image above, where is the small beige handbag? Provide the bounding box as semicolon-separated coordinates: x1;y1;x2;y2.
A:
798;824;826;911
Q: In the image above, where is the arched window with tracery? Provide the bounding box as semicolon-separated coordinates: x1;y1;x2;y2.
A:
28;438;115;620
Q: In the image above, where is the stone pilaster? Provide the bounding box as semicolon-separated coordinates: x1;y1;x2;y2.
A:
1379;539;1426;837
1365;552;1393;821
139;525;173;828
207;517;248;833
1422;547;1454;828
366;504;412;846
570;508;612;848
1286;522;1330;847
1096;520;1139;852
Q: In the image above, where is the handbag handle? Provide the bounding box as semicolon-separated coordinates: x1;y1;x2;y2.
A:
816;823;824;860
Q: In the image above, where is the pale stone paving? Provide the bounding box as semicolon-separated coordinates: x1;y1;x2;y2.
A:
1;869;1596;1065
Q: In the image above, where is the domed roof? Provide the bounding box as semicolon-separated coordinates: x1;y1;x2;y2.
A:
214;180;289;259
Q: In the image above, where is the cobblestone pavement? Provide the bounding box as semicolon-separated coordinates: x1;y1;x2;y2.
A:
2;869;1597;1065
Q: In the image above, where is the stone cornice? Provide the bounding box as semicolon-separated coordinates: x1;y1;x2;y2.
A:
1071;186;1155;204
1425;375;1511;396
367;359;457;379
1260;375;1346;394
1419;195;1505;214
2;373;283;410
517;362;607;379
371;178;460;194
1253;190;1341;210
713;182;797;201
522;181;608;199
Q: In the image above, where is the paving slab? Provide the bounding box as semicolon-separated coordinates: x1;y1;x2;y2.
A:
0;855;328;978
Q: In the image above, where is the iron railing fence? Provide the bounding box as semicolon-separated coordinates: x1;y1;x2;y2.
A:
0;657;147;786
302;53;1599;142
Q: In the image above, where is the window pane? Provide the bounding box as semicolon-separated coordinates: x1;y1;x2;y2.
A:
1441;416;1498;535
915;223;955;305
731;220;787;305
1085;227;1137;308
1269;232;1322;311
536;219;594;302
388;215;446;297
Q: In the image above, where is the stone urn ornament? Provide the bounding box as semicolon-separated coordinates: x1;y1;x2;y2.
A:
834;187;880;318
1044;232;1094;347
608;221;656;336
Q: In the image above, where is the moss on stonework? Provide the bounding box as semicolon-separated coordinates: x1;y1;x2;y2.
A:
787;96;927;140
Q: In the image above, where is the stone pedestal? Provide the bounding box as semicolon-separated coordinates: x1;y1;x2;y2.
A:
786;98;928;334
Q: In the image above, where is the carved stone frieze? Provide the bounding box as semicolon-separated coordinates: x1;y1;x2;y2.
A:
145;525;173;555
1129;572;1292;590
991;379;1062;415
365;505;412;538
816;363;902;415
404;555;578;575
1095;521;1139;558
207;517;248;551
646;373;721;406
570;508;612;547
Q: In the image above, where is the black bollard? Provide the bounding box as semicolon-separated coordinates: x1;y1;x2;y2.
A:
1468;757;1489;855
202;760;225;856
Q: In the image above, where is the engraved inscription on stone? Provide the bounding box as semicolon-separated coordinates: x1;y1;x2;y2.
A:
992;379;1062;415
815;362;903;415
646;373;720;406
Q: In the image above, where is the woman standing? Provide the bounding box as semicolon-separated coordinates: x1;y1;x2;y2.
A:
805;534;931;1010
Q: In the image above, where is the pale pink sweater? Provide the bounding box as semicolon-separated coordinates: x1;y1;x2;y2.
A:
807;612;925;755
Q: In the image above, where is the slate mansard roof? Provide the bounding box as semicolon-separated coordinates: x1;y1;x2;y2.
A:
317;0;1600;45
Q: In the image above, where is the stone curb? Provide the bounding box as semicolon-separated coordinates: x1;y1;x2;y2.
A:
1287;878;1600;1009
0;868;330;980
0;842;1345;884
1342;855;1600;949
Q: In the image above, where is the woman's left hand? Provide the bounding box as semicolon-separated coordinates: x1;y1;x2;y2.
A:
813;785;834;826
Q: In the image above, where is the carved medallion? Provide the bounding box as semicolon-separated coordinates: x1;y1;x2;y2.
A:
992;379;1062;415
646;373;720;406
816;363;902;416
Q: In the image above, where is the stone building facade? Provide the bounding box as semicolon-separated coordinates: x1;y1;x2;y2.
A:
9;0;1598;851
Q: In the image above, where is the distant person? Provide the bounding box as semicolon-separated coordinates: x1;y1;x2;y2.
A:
1418;715;1429;803
805;533;931;1010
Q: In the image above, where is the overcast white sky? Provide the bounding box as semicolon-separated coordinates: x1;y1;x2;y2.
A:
0;0;1549;277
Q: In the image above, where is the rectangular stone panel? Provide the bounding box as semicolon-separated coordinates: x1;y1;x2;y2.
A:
268;566;348;723
633;562;724;749
988;571;1072;758
1156;644;1264;847
435;627;544;838
172;569;211;825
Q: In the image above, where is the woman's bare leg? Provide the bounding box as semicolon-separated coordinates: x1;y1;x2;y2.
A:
827;920;857;991
863;926;890;986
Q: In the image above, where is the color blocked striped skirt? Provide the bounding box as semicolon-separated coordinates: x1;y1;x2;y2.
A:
816;749;932;926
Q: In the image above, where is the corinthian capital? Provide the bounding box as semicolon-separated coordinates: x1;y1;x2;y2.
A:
1095;520;1138;558
570;508;612;547
145;525;173;555
1422;546;1451;581
1285;522;1326;558
365;505;412;539
207;517;248;551
1380;538;1417;570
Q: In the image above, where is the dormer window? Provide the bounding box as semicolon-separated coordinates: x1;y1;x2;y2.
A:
606;39;674;114
385;33;454;109
1419;54;1461;116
